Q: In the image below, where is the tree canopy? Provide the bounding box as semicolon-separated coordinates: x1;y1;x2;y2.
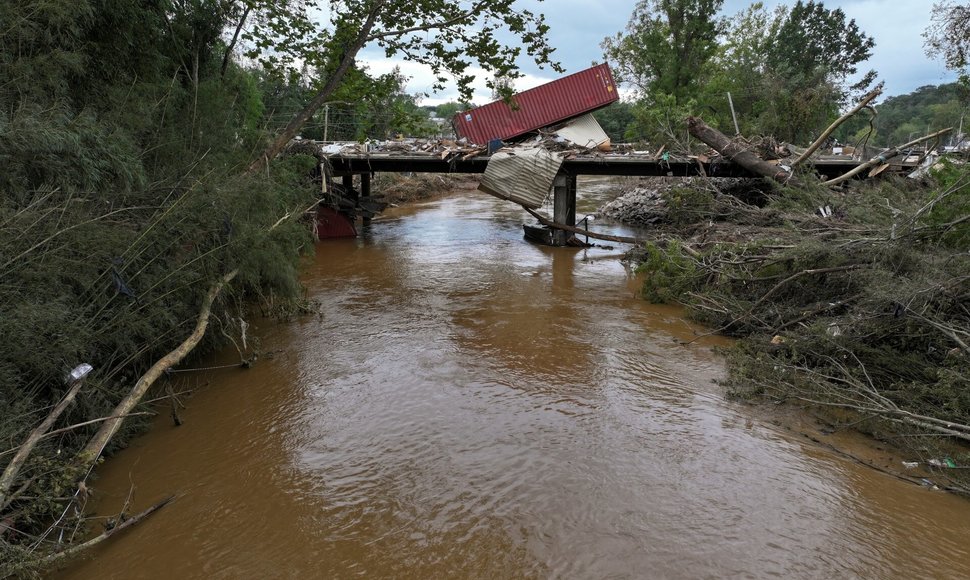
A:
925;1;970;86
247;0;562;169
602;0;876;144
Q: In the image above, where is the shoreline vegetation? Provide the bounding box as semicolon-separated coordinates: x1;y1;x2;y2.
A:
3;0;969;575
599;167;969;493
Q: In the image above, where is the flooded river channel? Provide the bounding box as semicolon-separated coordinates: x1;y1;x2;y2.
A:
61;178;970;579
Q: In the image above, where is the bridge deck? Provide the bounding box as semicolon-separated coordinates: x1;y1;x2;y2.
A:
323;152;910;180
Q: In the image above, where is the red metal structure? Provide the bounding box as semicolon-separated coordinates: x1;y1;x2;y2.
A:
452;63;618;145
316;206;357;238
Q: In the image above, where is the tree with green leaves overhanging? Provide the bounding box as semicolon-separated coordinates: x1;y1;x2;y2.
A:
603;0;877;144
1;0;559;566
600;0;724;142
0;0;559;572
246;0;561;172
925;1;970;86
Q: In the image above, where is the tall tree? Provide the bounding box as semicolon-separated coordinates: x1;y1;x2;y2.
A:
767;0;875;94
708;0;875;142
245;0;559;171
600;0;723;142
601;0;723;102
925;0;970;85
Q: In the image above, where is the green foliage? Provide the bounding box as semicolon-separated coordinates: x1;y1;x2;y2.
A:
602;0;724;101
766;1;875;93
711;1;874;142
593;101;637;142
603;0;876;143
434;101;472;120
629;177;970;486
636;241;700;303
244;0;561;102
0;0;316;561
923;159;970;249
925;1;970;85
602;0;723;141
662;186;716;226
836;83;969;147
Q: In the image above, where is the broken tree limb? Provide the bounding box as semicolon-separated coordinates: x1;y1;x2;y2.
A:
38;495;175;567
78;270;237;464
0;378;86;510
823;127;953;187
520;206;701;258
685;117;797;186
792;86;883;167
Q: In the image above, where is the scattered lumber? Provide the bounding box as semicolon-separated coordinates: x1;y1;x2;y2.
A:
822;127;953;186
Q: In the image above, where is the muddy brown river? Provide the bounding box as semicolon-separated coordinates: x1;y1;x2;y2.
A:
60;178;970;579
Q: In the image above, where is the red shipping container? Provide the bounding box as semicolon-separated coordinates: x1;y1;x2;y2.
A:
452;63;618;145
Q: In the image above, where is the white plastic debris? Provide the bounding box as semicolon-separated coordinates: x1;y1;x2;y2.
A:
67;363;93;384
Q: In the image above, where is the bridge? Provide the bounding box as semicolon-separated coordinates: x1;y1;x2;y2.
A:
317;147;921;246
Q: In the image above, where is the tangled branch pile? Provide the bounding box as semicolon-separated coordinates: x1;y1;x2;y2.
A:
623;163;970;490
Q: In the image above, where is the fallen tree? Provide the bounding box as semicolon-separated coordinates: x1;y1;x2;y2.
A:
686;117;798;185
621;162;970;491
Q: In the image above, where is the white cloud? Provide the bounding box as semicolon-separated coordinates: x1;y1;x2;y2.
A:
357;56;557;106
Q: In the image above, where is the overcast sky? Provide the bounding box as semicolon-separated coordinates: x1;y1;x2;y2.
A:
357;0;958;107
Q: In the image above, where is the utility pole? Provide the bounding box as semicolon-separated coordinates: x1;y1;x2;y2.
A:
727;92;740;136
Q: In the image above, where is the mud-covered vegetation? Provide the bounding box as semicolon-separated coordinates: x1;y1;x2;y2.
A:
622;163;970;490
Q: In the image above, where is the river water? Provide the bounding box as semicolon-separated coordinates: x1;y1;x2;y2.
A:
60;178;970;579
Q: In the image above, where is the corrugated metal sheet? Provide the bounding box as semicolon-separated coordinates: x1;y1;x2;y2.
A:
477;147;563;209
454;64;618;144
554;113;610;149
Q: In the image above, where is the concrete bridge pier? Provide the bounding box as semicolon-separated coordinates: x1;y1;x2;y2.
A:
551;172;577;246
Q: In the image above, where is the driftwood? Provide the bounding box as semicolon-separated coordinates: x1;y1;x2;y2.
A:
79;270;237;463
792;86;882;167
686;117;796;185
39;495;175;566
822;127;953;187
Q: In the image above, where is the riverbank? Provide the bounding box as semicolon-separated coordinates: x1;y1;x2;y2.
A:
601;170;970;493
53;184;970;579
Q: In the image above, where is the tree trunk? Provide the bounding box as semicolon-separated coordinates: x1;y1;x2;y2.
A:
246;4;384;174
792;86;882;166
37;496;175;567
221;6;251;78
686;116;797;186
78;270;237;464
0;379;85;510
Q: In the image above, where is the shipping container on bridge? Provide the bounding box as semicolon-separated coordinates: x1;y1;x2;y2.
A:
452;63;618;145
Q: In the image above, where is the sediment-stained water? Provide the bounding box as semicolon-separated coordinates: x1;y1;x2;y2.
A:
59;178;970;579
